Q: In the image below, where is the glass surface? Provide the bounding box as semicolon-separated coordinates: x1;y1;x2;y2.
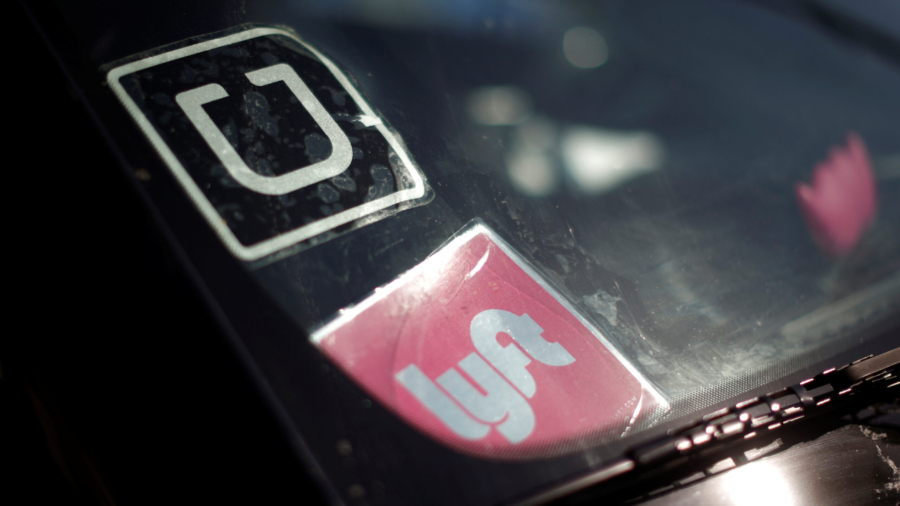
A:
56;0;900;480
250;0;900;421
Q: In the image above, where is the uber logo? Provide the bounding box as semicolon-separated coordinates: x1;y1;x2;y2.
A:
108;27;428;261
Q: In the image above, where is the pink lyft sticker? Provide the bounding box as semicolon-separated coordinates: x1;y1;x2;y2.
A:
312;224;664;459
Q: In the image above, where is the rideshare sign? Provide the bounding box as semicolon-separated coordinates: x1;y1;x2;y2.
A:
313;224;665;459
108;27;428;261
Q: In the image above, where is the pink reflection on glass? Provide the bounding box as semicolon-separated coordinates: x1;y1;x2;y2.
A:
795;133;877;258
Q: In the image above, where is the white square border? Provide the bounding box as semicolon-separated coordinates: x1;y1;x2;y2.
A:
107;27;427;261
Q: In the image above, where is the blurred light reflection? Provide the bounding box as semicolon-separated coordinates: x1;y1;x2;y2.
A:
506;117;559;197
561;127;664;194
723;461;795;506
466;86;533;126
563;27;609;68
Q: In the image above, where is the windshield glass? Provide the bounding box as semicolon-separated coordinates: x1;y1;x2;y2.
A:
243;0;900;421
58;0;900;484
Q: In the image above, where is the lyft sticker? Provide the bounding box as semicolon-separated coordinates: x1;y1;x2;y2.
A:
312;223;665;459
108;27;428;261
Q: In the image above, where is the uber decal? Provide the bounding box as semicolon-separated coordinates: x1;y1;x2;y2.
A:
312;223;667;459
108;27;428;261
